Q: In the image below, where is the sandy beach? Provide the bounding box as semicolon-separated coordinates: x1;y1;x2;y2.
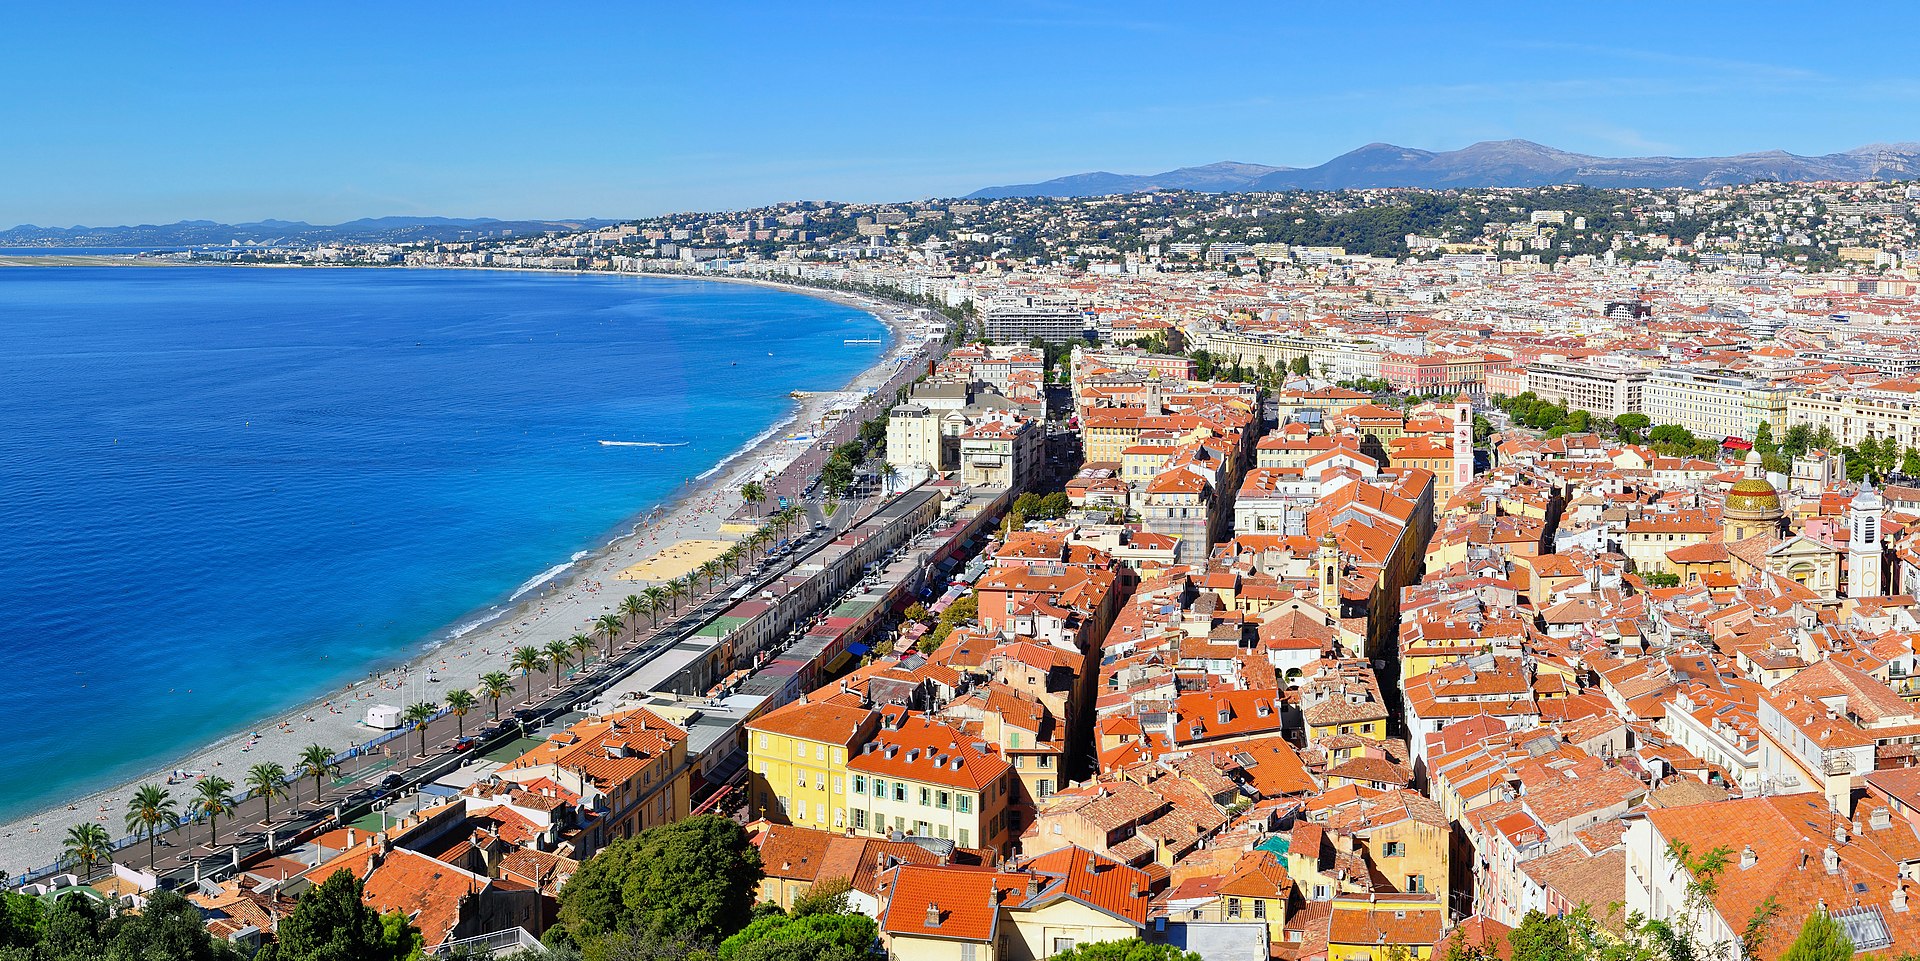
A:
0;271;927;877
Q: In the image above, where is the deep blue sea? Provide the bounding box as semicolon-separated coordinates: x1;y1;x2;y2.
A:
0;267;885;823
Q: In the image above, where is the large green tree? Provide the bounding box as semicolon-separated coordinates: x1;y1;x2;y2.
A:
552;814;763;958
716;910;875;961
273;869;418;961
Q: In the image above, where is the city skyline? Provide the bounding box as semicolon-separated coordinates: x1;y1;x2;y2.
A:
5;1;1920;225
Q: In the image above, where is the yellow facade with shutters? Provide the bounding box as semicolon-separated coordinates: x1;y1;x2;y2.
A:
745;705;878;832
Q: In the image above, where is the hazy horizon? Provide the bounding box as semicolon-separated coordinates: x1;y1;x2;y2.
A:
5;2;1920;225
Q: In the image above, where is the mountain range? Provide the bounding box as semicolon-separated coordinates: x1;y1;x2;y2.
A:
966;140;1920;198
0;216;618;249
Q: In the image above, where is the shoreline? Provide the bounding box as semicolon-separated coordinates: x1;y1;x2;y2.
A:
0;268;928;877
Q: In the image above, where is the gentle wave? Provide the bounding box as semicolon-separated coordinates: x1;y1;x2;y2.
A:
599;440;688;447
510;561;576;601
697;411;799;481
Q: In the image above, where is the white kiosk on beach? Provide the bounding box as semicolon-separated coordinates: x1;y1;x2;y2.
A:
364;703;402;730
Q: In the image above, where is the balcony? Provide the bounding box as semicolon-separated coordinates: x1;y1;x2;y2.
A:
1822;754;1855;776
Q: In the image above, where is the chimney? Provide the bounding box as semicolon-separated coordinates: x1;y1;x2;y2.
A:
1894;886;1910;913
1824;845;1840;875
346;828;357;850
1027;876;1041;898
1872;807;1893;832
1739;845;1757;870
925;903;942;928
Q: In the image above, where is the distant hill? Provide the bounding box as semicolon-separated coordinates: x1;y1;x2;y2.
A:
968;140;1920;198
0;216;620;249
966;161;1293;199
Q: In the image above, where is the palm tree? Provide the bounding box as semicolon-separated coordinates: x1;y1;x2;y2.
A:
124;784;179;869
721;545;744;575
246;763;288;824
191;777;234;849
666;577;689;614
480;672;514;720
63;823;112;879
595;613;624;660
619;594;645;635
445;689;477;736
404;701;439;757
569;632;596;670
642;586;669;626
296;744;337;805
697;559;723;593
741;481;766;515
543;638;572;688
510;646;543;705
880;462;902;494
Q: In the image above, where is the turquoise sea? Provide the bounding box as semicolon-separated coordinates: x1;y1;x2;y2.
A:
0;267;886;823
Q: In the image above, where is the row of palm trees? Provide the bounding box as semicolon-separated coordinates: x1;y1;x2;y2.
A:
61;740;353;878
485;504;814;709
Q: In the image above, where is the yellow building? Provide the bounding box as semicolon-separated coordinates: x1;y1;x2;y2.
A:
1213;850;1292;942
746;699;880;832
1326;893;1444;961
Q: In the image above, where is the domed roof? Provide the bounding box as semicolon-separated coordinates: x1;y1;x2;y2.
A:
1725;477;1782;515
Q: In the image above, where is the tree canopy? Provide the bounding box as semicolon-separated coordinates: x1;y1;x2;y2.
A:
270;869;419;961
552;815;764;960
1049;940;1201;961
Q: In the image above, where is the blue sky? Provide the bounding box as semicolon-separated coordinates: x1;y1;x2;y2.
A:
2;2;1917;225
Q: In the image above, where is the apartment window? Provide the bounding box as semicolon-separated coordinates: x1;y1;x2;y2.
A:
961;945;977;961
852;809;867;830
894;783;908;802
938;824;950;840
895;816;906;833
958;795;972;813
816;744;827;761
852;775;867;795
1254;900;1267;920
916;821;931;835
1313;885;1330;901
959;828;970;848
873;778;886;797
920;787;932;807
937;791;951;810
1383;841;1405;857
1038;779;1054;798
758;733;768;750
795;800;806;820
1038;754;1053;769
1052;939;1076;956
1227;898;1242;919
1407;874;1426;893
833;776;843;793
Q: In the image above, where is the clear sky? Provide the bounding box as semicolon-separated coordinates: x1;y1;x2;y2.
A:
3;2;1917;226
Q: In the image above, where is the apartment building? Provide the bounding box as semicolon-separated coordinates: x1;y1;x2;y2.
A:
1523;358;1648;419
501;708;690;849
1642;368;1795;440
984;296;1090;344
1787;378;1920;449
847;714;1016;852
